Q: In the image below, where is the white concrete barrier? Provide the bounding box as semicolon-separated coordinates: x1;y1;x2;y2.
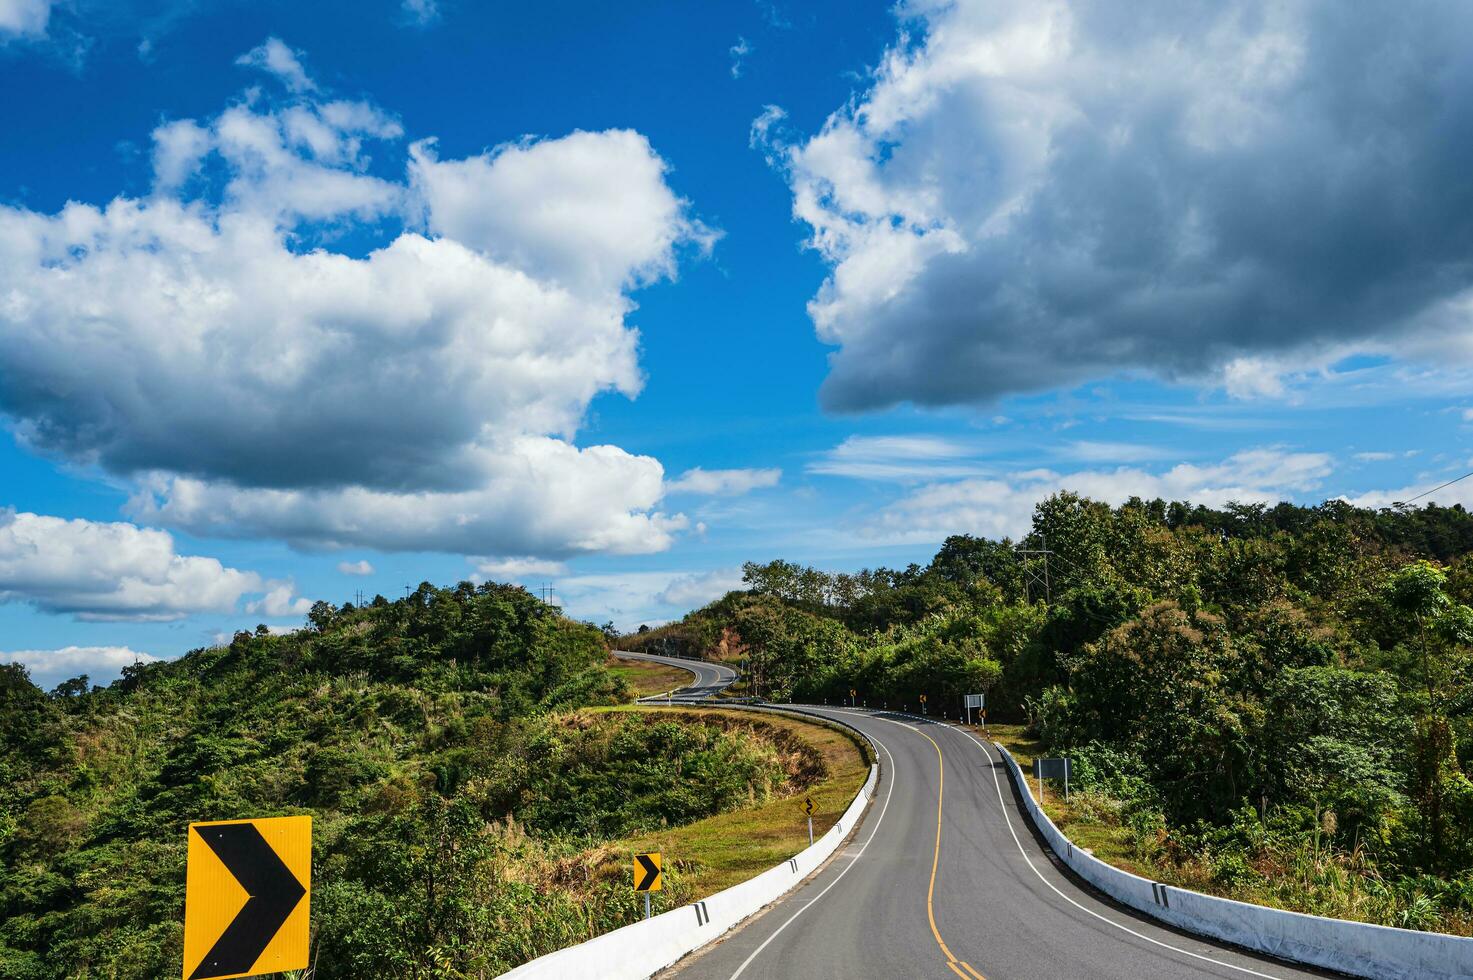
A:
497;708;878;980
995;743;1473;980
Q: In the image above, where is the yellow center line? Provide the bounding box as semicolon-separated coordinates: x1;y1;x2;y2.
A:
915;725;987;980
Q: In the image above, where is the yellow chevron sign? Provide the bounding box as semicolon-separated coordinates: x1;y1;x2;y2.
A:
634;851;662;892
183;816;311;980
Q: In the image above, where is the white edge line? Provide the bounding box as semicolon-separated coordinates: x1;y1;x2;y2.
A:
726;716;900;980
946;724;1288;980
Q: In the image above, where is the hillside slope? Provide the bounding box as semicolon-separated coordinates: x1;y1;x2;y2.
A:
0;583;823;978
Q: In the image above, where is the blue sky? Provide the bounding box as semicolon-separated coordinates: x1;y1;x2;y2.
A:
2;0;1471;686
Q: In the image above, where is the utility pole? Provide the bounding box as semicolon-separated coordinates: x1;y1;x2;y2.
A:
1015;533;1053;604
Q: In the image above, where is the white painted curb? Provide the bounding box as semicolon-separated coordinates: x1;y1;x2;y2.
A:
995;743;1473;980
497;709;879;980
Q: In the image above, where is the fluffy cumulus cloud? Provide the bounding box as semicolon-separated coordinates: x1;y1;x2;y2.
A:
246;583;312;617
764;0;1473;410
0;40;709;559
127;440;683;555
0;510;303;621
664;467;781;496
863;447;1333;542
1;646;158;687
410;131;714;295
337;559;374;576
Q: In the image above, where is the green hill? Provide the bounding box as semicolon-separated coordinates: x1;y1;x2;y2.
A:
0;582;804;978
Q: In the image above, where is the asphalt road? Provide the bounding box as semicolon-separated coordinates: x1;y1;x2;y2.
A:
613;649;739;702
658;707;1341;980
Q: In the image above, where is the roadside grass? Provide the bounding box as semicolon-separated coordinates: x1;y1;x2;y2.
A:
590;705;871;902
607;655;696;698
973;722;1473;936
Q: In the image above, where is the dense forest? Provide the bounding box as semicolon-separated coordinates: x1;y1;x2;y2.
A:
0;583;813;978
630;497;1473;932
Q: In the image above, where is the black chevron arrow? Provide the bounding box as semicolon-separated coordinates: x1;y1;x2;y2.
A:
190;823;306;980
635;853;660;891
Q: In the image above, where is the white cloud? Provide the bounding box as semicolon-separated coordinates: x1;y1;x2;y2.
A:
0;0;52;37
472;556;567;580
655;567;745;607
151;118;213;190
0;510;275;621
409;131;714;295
1064;441;1177;464
235;37;316;93
730;36;751;78
128;440;684;556
765;1;1473;410
862;448;1334;543
665;467;781;496
809;434;986;481
0;43;709;561
1462;408;1473;422
551;567;745;630
337;559;374;576
1;646;157;687
246;582;313;618
1223;357;1289;400
1345;473;1473;511
1353;452;1396;463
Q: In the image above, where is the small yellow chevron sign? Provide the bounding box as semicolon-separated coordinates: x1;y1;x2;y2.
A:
634;851;662;892
183;816;311;980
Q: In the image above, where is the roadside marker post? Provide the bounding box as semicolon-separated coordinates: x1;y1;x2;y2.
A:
803;797;816;844
920;693;928;716
634;851;662;920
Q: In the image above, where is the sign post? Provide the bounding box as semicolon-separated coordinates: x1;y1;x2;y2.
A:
919;693;928;716
849;688;857;707
1032;757;1071;805
803;797;816;844
964;693;984;726
184;816;311;980
634;851;662;919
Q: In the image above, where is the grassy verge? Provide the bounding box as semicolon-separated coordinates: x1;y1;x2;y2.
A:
607;654;698;698
977;722;1473;936
983;723;1158;877
594;705;871;899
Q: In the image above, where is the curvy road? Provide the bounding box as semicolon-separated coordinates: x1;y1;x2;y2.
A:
616;649;739;703
614;651;1338;980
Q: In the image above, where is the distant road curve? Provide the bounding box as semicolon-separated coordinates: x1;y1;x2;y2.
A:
613;649;738;702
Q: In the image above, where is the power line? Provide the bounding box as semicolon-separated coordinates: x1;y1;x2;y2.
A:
1014;534;1052;604
1394;469;1473;508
